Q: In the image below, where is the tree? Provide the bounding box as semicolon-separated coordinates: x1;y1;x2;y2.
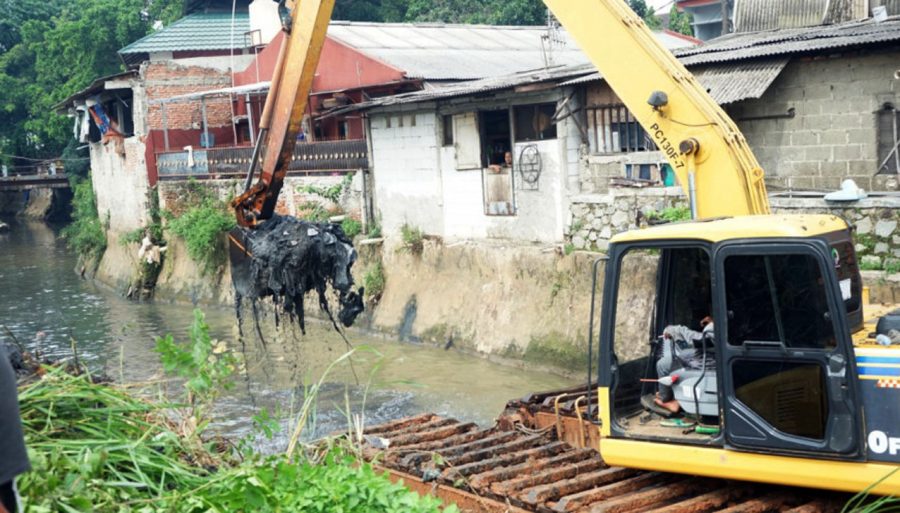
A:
628;0;662;30
668;4;694;36
0;0;183;165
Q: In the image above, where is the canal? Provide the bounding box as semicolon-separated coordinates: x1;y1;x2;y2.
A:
0;218;579;450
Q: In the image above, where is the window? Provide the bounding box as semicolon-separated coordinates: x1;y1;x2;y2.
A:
514;103;557;141
586;104;656;154
877;102;899;174
724;253;836;349
442;115;454;146
732;360;828;440
479;110;514;216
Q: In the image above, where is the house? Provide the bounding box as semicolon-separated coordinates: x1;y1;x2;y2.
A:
677;0;900;40
336;14;900;254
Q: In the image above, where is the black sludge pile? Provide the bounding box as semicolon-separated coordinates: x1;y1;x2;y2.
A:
230;216;364;335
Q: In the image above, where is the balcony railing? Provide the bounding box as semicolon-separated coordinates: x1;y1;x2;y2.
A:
156;139;368;180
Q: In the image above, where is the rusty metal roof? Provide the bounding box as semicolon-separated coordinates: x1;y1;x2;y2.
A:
677;15;900;65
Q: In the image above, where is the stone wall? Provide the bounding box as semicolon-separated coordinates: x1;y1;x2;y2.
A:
568;187;687;251
727;49;900;191
770;194;900;271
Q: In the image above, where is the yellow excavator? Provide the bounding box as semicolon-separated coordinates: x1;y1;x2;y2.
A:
230;0;900;502
544;0;900;496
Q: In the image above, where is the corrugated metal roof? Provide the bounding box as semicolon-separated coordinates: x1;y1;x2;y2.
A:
558;57;788;104
873;0;900;15
676;15;900;65
119;13;250;56
735;0;828;32
691;57;789;103
326;64;596;116
326;21;695;80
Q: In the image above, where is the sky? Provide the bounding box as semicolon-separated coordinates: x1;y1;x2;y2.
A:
649;0;678;13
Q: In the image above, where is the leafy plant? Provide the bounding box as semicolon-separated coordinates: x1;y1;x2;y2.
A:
364;262;386;301
155;309;238;419
61;175;107;263
341;217;362;239
563;242;575;256
300;173;353;204
647;206;691;223
367;218;383;238
297;200;332;222
401;223;424;255
166;197;235;274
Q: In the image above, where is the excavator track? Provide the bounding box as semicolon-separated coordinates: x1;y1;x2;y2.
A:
361;410;848;513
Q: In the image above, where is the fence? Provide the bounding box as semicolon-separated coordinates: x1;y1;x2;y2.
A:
155;139;368;180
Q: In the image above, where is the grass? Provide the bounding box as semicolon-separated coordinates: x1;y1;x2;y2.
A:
341;217;362;239
61;176;107;263
363;262;386;301
17;311;455;513
646;206;691;223
401;223;424;255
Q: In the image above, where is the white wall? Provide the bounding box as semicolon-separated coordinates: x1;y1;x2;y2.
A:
90;137;151;234
370;111;445;236
370;99;572;244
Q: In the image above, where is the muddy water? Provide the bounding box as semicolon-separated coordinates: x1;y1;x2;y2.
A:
0;218;579;450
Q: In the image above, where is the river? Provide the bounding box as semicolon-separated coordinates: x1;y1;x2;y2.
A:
0;218;578;450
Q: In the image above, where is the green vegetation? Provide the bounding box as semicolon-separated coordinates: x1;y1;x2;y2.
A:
563;242;575;256
342;217;362;239
628;0;662;30
156;310;238;420
18;311;454;513
668;4;695;36
523;332;587;371
333;0;546;25
401;223;425;255
300;174;353;204
364;261;386;301
61;176;107;263
0;0;184;163
167;197;236;274
647;206;691;223
297;201;333;222
367;218;383;238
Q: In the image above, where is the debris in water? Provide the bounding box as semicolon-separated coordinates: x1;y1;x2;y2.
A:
229;216;364;337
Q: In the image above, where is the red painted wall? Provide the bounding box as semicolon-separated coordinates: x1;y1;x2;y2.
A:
234;32;404;92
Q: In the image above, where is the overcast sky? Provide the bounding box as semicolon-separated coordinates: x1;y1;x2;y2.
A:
648;0;678;13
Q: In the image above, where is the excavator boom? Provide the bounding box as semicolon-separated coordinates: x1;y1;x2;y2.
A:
544;0;770;218
232;0;335;227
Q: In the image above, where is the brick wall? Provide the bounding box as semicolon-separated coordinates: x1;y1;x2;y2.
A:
142;61;234;131
728;49;900;191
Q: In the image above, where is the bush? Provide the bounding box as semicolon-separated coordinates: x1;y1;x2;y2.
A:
401;223;424;255
167;198;235;274
341;217;362;239
364;262;385;301
367;218;382;238
61;176;107;262
647;206;691;223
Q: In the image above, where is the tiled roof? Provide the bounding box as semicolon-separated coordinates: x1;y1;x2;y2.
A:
119;12;250;64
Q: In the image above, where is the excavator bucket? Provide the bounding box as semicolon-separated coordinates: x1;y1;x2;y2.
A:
227;227;254;299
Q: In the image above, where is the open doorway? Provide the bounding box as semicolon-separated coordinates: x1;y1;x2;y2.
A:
479;110;515;216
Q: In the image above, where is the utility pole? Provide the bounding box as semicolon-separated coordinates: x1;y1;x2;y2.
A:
720;0;731;36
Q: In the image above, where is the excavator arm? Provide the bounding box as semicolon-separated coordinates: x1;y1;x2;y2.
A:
544;0;770;218
231;0;335;227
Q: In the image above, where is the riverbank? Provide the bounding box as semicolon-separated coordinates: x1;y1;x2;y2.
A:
16;362;454;512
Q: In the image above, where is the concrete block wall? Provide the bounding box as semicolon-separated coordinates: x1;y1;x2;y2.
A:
90;137;151;234
728;50;900;191
142;61;234;131
369;110;445;236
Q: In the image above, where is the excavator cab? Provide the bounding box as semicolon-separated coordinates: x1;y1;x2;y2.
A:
598;216;865;463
